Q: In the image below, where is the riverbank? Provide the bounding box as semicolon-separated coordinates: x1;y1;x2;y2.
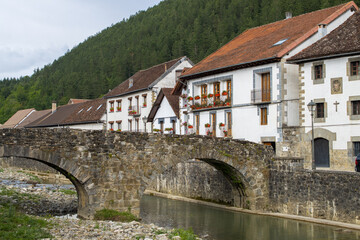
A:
0;167;202;240
145;190;360;232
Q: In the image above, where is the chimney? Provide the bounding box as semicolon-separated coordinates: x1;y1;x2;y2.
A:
285;12;292;19
52;101;57;113
318;23;327;39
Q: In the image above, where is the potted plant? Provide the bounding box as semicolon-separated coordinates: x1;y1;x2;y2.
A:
223;130;228;137
109;128;114;131
205;123;211;128
117;129;121;132
117;107;121;111
187;96;194;101
188;125;193;129
207;93;213;98
219;122;225;128
195;95;200;100
222;91;228;96
215;93;220;97
201;94;207;99
110;107;114;112
143;102;147;107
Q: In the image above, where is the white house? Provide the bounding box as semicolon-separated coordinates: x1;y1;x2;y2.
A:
287;10;360;171
104;57;193;132
172;2;358;163
147;88;181;134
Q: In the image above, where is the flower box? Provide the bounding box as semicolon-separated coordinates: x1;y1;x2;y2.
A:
222;91;228;96
188;125;193;129
109;128;114;131
208;94;213;98
117;107;121;111
195;95;200;100
110;107;114;112
219;123;225;127
215;93;220;97
204;123;210;128
187;96;193;101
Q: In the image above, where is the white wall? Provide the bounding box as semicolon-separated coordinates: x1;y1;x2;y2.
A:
152;97;180;134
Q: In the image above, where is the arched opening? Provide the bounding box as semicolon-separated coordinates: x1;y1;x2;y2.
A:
0;156;88;218
314;138;330;167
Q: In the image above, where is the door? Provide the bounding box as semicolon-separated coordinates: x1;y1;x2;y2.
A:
314;138;330;167
211;113;216;137
195;115;200;135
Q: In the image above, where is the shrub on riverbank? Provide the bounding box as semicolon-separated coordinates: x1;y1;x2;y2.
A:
59;189;77;195
169;228;198;240
0;205;52;239
94;208;139;222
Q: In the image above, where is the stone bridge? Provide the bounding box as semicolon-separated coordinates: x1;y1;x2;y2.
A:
0;129;274;219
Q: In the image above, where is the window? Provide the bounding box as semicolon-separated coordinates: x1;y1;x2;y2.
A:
143;95;147;107
135;118;139;132
353;101;360;116
116;100;122;112
214;82;220;102
201;85;207;105
128;97;132;110
117;121;122;131
109;101;114;112
261;107;268;125
135;96;139;112
316;103;325;118
314;65;323;80
226;80;232;100
109;122;114;130
350;61;359;76
261;73;270;102
195;115;200;135
160;120;164;134
172;119;176;134
211;113;216;137
128;119;132;131
354;142;360;156
226;112;232;137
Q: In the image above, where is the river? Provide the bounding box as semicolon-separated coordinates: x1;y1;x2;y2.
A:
140;194;360;240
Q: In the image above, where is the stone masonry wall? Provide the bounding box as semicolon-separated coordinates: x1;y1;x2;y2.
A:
269;158;360;224
147;161;234;205
0;157;57;173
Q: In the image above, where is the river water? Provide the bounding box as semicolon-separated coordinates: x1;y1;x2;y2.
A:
140;194;360;240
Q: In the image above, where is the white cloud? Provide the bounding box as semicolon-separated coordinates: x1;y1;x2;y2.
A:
0;0;161;79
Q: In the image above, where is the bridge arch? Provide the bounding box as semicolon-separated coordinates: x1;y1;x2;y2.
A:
0;144;92;219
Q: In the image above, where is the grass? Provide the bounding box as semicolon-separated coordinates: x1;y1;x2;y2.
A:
17;171;42;183
94;208;139;222
0;204;52;239
169;228;198;240
58;189;77;195
0;169;3;173
0;187;41;203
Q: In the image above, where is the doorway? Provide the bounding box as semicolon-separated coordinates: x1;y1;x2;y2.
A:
314;138;330;167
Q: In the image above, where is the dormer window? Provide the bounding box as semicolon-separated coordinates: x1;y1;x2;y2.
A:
129;78;133;88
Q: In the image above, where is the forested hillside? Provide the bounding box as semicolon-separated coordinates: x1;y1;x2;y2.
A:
0;0;358;123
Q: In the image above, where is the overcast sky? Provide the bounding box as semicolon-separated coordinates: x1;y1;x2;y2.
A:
0;0;162;79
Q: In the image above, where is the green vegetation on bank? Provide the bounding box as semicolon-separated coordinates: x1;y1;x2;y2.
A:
1;0;359;124
58;189;77;195
94;208;139;222
169;228;198;240
0;187;41;203
0;205;52;240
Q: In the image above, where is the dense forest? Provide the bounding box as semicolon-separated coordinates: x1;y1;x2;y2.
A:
0;0;359;123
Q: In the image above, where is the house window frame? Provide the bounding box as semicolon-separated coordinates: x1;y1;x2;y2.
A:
311;61;326;84
116;100;122;112
313;98;327;123
213;82;220;102
142;94;147;108
128;119;132;131
109;101;115;112
347;96;360;120
201;85;207;105
347;57;360;81
354;141;360;156
252;67;272;104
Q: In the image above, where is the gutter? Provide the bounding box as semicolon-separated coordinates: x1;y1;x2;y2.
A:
181;56;280;80
27;120;105;129
104;87;149;99
287;51;360;64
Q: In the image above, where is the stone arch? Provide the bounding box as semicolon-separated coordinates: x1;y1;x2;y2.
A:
306;127;336;150
0;145;91;219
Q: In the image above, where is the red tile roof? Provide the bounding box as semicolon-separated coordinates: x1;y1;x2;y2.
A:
68;99;90;105
288;10;360;62
26;98;106;128
181;1;357;80
105;57;186;98
0;108;35;129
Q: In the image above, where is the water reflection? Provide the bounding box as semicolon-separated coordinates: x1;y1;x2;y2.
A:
140;195;360;240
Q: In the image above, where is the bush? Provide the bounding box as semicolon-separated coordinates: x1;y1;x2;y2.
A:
169;228;198;240
94;208;139;222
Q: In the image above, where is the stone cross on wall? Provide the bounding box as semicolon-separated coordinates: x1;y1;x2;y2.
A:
334;101;340;112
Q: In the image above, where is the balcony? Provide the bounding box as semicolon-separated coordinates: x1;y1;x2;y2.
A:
251;89;271;104
128;106;141;117
190;98;231;112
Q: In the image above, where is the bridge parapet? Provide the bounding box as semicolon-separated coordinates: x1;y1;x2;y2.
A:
0;129;274;218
